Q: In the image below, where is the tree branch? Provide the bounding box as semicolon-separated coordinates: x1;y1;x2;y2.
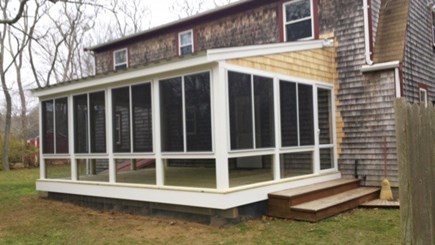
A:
0;0;29;25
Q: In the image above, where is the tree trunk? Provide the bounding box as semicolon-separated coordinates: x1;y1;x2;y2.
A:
0;71;11;172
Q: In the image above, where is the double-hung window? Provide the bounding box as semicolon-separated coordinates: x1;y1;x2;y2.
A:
179;30;194;55
283;0;314;41
113;48;128;70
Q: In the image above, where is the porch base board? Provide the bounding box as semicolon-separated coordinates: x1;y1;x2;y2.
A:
45;192;267;226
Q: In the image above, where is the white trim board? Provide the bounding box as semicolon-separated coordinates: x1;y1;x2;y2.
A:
37;172;340;209
32;40;333;98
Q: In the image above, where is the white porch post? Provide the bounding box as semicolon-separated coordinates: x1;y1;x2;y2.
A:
214;62;230;190
313;87;320;174
273;78;281;180
106;89;116;183
38;101;45;179
69;96;77;181
153;79;164;187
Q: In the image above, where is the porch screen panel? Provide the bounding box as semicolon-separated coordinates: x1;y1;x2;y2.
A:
280;81;298;147
132;83;153;152
112;87;130;152
254;76;275;148
298;84;314;146
317;88;332;144
55;98;68;154
90;92;106;153
42;100;54;154
73;94;88;153
185;72;212;151
160;77;183;152
228;71;253;150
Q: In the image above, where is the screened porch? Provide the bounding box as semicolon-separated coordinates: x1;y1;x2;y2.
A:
35;41;339;208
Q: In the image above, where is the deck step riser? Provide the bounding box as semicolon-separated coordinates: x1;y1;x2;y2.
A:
289;181;360;206
267;179;361;218
267;179;380;222
289;190;380;222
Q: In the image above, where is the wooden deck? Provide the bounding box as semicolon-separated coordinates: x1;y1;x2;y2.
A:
268;178;380;222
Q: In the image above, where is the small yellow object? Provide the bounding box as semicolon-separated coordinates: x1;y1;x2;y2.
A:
380;179;394;201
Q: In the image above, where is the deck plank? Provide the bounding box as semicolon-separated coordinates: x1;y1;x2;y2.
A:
269;179;360;198
291;187;379;212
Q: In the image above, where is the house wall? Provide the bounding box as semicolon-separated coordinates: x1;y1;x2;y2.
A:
94;3;279;75
371;0;382;46
325;0;403;186
402;0;435;104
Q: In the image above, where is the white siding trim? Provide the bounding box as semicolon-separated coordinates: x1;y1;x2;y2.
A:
36;172;340;209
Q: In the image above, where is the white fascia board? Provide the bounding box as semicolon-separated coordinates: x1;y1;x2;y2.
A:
32;55;211;98
361;60;400;73
207;39;333;62
36;172;340;209
33;39;334;98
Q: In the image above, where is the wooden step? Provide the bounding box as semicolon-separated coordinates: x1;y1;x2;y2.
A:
289;187;380;222
267;179;361;218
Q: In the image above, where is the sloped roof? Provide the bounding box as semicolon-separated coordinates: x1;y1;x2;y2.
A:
33;39;332;98
373;0;410;63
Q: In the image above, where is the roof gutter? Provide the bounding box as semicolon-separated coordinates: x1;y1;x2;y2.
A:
361;60;402;98
363;0;373;65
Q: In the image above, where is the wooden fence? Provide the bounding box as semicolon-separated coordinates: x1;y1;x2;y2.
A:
395;98;435;244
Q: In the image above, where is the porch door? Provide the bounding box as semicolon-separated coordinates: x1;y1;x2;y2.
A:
317;87;335;170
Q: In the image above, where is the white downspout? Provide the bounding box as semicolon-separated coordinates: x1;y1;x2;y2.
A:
363;0;373;65
395;67;401;97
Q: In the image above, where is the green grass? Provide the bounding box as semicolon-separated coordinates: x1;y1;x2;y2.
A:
0;168;400;244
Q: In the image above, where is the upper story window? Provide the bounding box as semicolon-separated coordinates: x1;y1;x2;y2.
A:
283;0;314;41
419;87;428;107
179;30;194;55
113;48;128;70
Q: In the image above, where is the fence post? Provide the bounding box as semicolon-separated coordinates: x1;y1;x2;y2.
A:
395;98;434;244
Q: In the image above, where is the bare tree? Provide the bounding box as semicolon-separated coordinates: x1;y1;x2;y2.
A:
170;0;238;19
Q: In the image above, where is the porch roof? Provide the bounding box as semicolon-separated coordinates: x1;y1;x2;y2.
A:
32;39;333;98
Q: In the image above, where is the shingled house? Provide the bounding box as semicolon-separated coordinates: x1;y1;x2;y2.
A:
32;0;434;221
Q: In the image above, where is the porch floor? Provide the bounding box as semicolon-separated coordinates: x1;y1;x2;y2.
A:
81;167;309;188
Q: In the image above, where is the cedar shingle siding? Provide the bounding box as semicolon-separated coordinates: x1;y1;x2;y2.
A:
403;0;435;104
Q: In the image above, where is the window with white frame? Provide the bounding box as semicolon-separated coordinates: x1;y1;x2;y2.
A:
228;71;275;151
280;80;314;147
113;48;128;70
41;98;69;154
160;72;211;152
419;87;428;107
283;0;314;41
179;30;194;55
73;91;106;153
112;83;153;153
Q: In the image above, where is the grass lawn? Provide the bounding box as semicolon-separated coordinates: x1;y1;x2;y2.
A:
0;168;400;245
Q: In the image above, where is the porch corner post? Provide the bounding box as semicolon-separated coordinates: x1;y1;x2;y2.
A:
68;95;77;181
153;78;164;187
106;88;116;183
38;100;46;179
214;62;230;190
273;77;281;180
313;86;320;174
